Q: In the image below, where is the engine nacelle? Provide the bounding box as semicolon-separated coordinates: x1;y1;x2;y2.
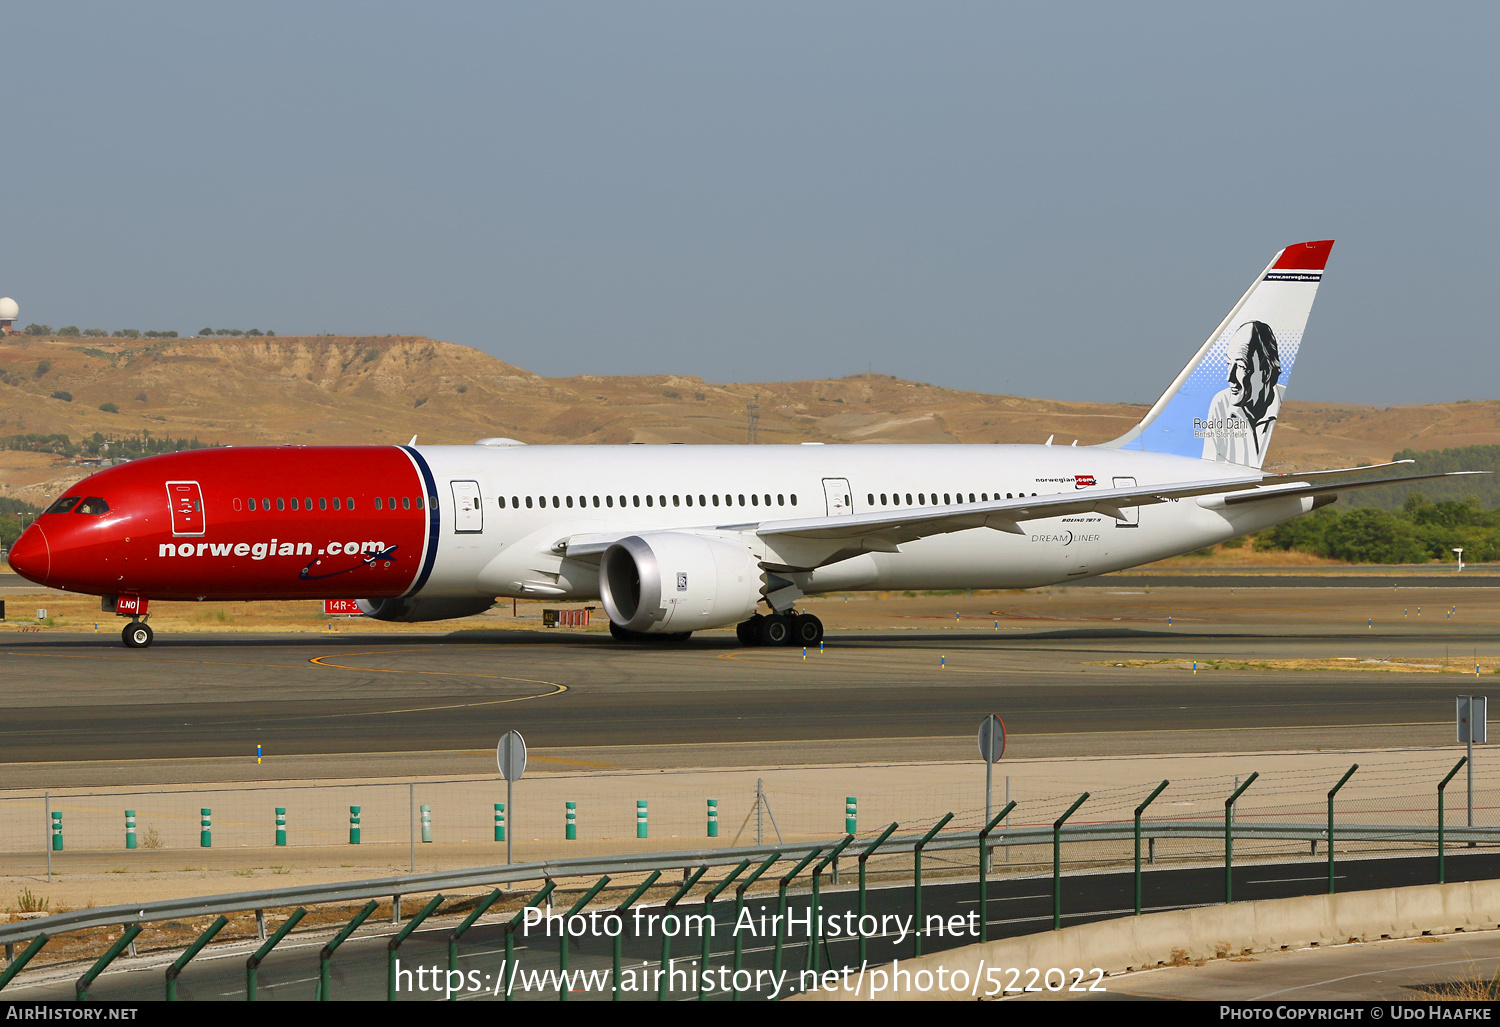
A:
356;596;496;622
599;533;761;634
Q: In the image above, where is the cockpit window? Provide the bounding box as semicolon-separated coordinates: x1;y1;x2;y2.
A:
44;496;80;514
76;497;110;515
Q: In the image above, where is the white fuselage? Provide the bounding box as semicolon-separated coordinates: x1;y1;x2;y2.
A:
410;443;1314;601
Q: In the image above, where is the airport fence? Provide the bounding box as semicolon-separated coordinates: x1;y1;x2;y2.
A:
3;750;1499;878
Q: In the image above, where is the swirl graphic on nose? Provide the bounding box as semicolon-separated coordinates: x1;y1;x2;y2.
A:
300;545;399;581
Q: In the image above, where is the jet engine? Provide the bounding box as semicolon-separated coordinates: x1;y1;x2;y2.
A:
356;597;496;622
599;533;761;634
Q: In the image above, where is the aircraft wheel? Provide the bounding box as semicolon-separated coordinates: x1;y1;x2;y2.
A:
662;632;692;643
792;614;823;646
122;622;153;649
736;617;761;646
757;614;791;646
608;621;638;642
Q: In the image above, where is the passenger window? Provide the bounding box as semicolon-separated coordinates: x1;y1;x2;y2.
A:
304;497;312;510
550;496;558;508
346;498;354;509
867;494;874;506
498;496;506;509
777;495;784;506
944;493;951;504
606;495;614;508
672;496;680;507
685;495;692;507
277;498;285;511
512;496;519;508
712;495;720;506
918;494;925;505
332;497;341;510
263;497;272;510
319;497;327;511
289;498;299;511
738;495;746;506
593;496;600;507
646;495;653;507
790;495;797;506
566;496;574;508
248;498;258;512
906;494;913;505
751;494;758;506
632;496;640;507
659;496;666;507
526;497;534;509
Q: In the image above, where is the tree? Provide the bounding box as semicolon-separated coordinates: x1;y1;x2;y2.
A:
24;324;51;336
82;328;107;338
57;325;80;337
34;360;51;378
1322;508;1425;563
49;391;72;402
99;402;119;413
198;327;213;337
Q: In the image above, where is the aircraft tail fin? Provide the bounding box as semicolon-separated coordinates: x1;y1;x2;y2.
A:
1098;239;1333;468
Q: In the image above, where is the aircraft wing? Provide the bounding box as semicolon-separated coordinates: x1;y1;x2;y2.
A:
556;469;1485;565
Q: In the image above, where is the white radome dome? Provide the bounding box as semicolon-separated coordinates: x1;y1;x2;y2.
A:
0;298;17;321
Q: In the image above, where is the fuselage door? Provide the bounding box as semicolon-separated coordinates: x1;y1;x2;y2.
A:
1111;477;1139;526
450;480;484;534
166;481;205;536
822;478;853;516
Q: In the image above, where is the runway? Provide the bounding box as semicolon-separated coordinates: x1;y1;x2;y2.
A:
2;580;1496;774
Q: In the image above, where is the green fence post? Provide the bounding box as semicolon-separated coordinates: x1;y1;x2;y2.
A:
707;799;718;838
979;802;1016;943
76;924;141;1000
503;881;556;1002
1053;792;1090;930
0;934;49;994
700;860;750;1000
613;872;661;1002
1327;764;1358;894
420;805;432;844
199;808;211;848
1224;772;1259;904
806;836;854;975
349;805;361;845
774;848;823;982
637;800;648;839
495;803;505;842
247;908;305;1000
566;802;577;841
447;890;501;1001
858;823;898;964
51;811;62;852
732;853;780;1000
1134;781;1169;916
658;866;707;1001
1439;757;1468;884
558;877;611;1002
166;915;227;1000
275;808;286;847
913;813;954;957
387;893;445;1000
318;899;377;1001
846;797;857;835
125;810;136;850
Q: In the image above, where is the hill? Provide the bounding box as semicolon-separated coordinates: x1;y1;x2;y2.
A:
2;333;1497;506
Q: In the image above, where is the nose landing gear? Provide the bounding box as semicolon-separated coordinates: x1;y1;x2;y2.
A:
121;619;153;649
735;611;823;647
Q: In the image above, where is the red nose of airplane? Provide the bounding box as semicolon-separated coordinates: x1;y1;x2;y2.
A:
7;524;50;584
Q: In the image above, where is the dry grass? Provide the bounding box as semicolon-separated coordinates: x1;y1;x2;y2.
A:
1411;966;1500;1000
1090;657;1499;675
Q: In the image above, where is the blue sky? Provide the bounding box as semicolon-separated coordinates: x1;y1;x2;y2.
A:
4;3;1495;406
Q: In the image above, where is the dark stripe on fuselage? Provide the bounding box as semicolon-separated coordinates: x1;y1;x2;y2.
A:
400;446;442;598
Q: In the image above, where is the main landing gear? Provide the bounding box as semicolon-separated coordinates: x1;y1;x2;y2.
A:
121;619;153;649
735;611;823;647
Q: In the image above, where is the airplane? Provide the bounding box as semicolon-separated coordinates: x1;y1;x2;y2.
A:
5;239;1478;649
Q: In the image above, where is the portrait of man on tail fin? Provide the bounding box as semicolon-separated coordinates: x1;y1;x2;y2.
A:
1200;320;1285;467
